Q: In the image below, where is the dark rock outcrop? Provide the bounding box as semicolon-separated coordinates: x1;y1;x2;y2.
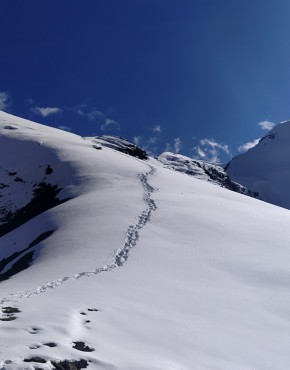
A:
51;359;89;370
92;135;148;160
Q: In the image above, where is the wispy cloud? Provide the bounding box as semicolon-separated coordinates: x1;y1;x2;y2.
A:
31;106;62;117
153;125;161;133
174;137;182;153
58;125;72;132
193;138;230;164
68;104;87;116
133;136;160;156
133;136;143;146
0;91;11;111
147;136;158;144
87;109;105;121
67;104;106;122
101;118;120;131
195;146;206;159
165;137;182;153
258;120;275;131
238;138;260;152
200;138;230;154
69;104;119;132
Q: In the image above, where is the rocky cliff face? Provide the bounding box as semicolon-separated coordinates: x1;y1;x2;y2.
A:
0;136;75;237
89;135;148;160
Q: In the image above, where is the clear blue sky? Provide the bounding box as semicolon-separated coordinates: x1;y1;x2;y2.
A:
1;0;290;163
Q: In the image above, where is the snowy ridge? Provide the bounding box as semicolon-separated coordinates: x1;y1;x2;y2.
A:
158;151;257;197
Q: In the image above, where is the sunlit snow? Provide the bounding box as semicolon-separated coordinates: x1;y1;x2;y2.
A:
0;111;290;369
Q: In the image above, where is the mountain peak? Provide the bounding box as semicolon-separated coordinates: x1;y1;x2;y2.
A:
226;119;290;209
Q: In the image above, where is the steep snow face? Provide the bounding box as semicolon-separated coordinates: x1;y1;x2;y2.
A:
158;152;257;197
225;120;290;209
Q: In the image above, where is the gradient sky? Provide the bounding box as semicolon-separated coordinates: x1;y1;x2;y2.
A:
1;0;290;163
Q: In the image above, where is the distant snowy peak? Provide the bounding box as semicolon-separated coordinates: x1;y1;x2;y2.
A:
89;135;148;160
226;120;290;209
158;152;257;197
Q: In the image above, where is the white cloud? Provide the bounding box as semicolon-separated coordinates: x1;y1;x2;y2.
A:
100;118;120;131
0;91;11;111
258;120;275;131
200;138;230;154
58;125;72;132
31;106;62;117
195;146;206;158
153;125;161;133
238;138;260;152
193;138;230;164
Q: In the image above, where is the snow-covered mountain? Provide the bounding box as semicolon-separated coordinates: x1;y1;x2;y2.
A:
157;152;257;197
225;120;290;209
1;111;290;370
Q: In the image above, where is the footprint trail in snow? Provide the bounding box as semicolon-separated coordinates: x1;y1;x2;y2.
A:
0;165;157;304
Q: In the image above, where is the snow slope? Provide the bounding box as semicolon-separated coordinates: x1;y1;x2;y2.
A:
226;120;290;209
1;112;290;369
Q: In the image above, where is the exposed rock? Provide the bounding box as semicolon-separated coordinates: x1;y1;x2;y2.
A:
2;307;21;314
3;125;18;130
45;165;54;175
92;135;148;160
23;356;47;363
14;176;24;182
0;230;54;281
0;315;17;321
51;359;89;370
72;341;95;352
44;342;57;347
0;182;68;237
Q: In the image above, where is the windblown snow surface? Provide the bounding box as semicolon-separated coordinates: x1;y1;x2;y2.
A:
1;112;290;369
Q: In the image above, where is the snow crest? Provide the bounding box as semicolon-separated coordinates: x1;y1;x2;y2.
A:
0;166;157;304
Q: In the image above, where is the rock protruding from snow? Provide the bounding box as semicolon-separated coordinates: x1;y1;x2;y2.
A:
225;120;290;209
158;152;257;197
90;135;148;160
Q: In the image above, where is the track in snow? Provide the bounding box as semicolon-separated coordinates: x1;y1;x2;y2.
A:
0;165;157;304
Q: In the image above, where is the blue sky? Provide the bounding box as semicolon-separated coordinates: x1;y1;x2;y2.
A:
1;0;290;163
